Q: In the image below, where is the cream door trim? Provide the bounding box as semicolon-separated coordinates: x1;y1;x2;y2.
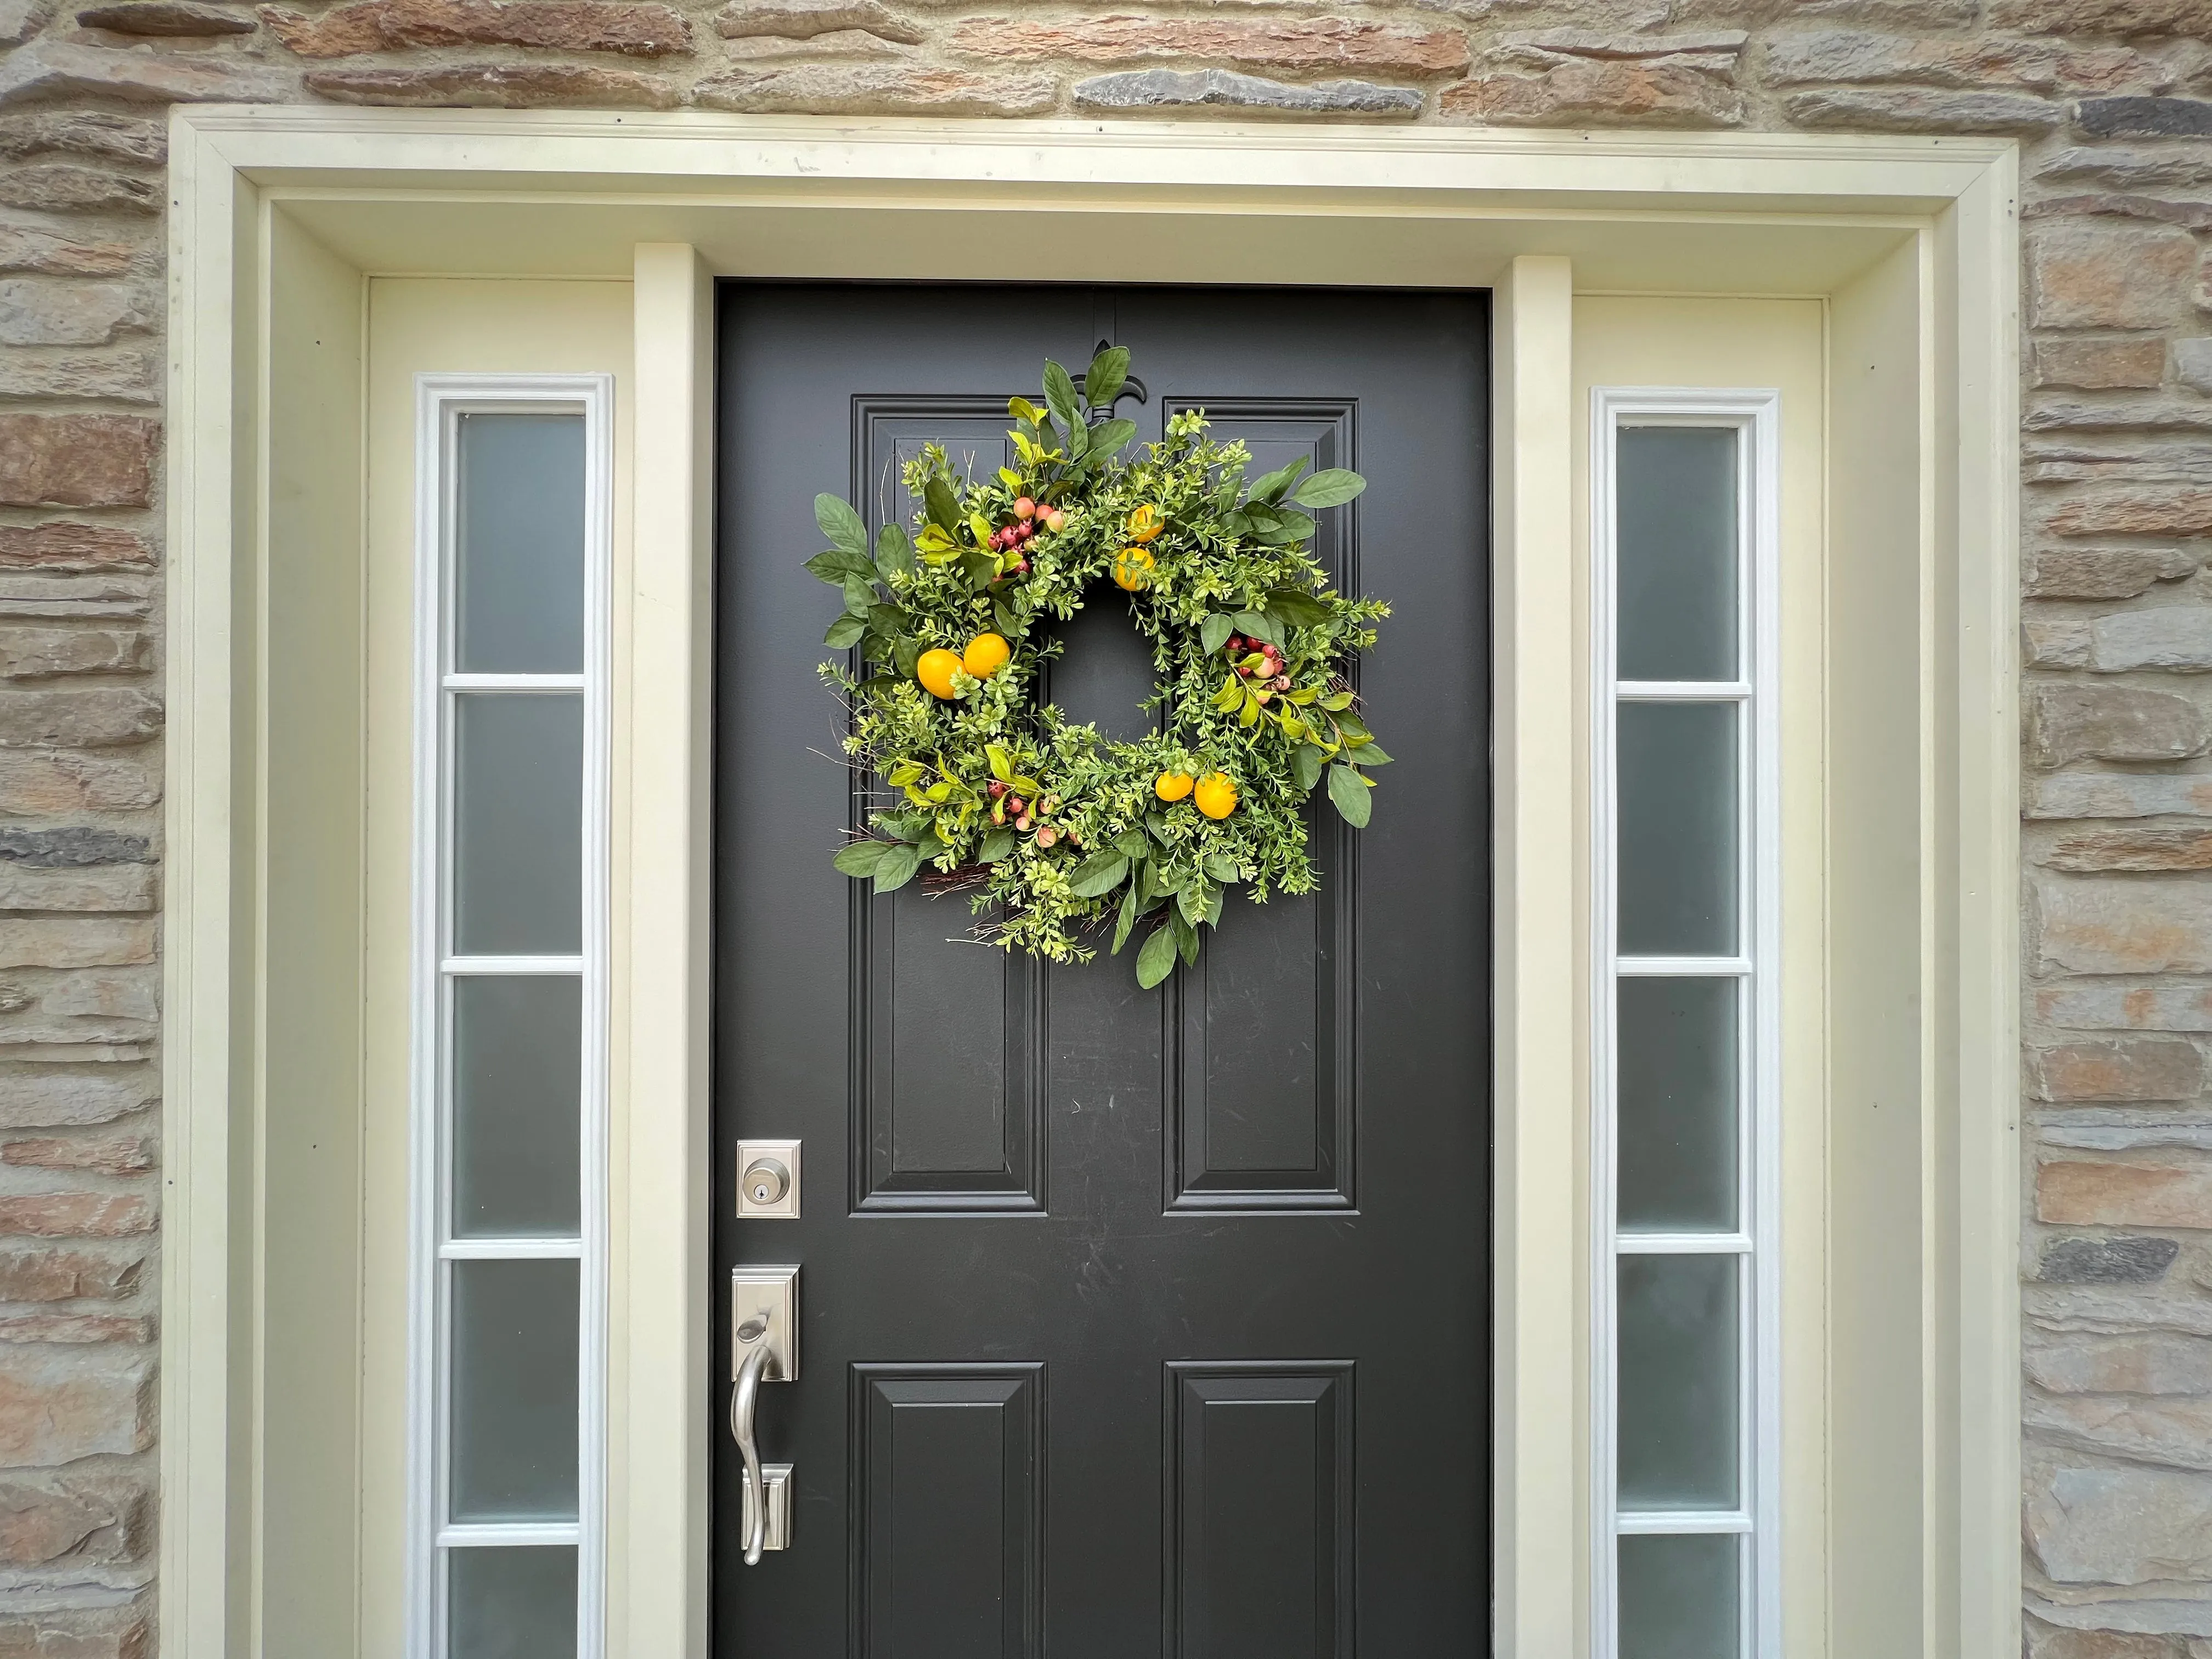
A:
163;110;2019;1659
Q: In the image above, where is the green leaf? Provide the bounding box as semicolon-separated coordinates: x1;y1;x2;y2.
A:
842;573;877;616
1135;922;1178;989
984;744;1014;783
815;493;869;557
872;840;925;892
1266;588;1333;628
824;614;866;648
992;598;1021;636
804;546;876;585
1177;884;1206;927
1112;878;1140;953
1082;345;1130;409
1114;830;1152;860
892;637;922;679
978;827;1016;864
1356;743;1394;766
1175;911;1201;966
1203;853;1239;884
1212;676;1245;712
1042;359;1082;433
922;475;962;534
1249;510;1316;546
1327;763;1373;828
1068;852;1131;899
1009;395;1042;425
961;549;998;591
1066;413;1091;460
1293;744;1327;791
1200;614;1235;656
876;522;914;578
833;840;889;877
1088;417;1136;459
1246;456;1310;505
1319;691;1356;712
1233;611;1282;647
1204;884;1224;928
1335;711;1372;742
1291;468;1367;510
866;603;906;636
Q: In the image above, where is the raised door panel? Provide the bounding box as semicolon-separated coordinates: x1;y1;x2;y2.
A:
1164;1361;1356;1659
852;1363;1045;1658
849;401;1046;1212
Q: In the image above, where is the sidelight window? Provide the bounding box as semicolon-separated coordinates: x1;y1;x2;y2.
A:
1592;392;1781;1659
409;379;613;1659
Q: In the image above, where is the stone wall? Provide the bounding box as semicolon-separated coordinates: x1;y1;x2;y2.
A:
0;0;2208;1650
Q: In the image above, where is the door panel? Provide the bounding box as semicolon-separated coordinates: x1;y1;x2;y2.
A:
715;283;1489;1655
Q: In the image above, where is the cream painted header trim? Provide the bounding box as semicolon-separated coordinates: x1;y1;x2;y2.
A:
164;107;2018;1659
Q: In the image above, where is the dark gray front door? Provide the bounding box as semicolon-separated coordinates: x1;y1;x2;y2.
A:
713;283;1490;1656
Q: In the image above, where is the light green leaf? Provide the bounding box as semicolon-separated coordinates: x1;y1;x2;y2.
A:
815;493;869;557
1135;922;1178;989
876;522;914;578
1291;468;1367;510
1200;614;1235;656
1068;852;1131;899
1320;691;1356;712
833;840;889;877
1327;763;1373;828
825;614;866;648
872;840;924;891
985;744;1014;783
1082;345;1130;408
1212;676;1245;712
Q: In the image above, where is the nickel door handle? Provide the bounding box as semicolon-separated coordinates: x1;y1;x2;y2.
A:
729;1266;798;1564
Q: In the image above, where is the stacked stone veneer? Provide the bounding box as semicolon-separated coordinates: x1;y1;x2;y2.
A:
0;0;2208;1650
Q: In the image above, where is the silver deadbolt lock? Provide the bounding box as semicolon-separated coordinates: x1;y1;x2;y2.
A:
744;1158;789;1206
736;1139;800;1218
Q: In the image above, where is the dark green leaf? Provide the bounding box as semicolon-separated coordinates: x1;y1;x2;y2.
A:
1066;415;1090;460
1082;345;1130;409
961;549;997;591
1293;744;1327;791
1112;878;1140;953
1290;468;1367;510
1135;922;1178;989
1137;856;1160;899
1088;417;1136;458
884;812;934;843
875;522;914;578
1249;510;1316;546
1327;763;1373;828
1266;588;1333;628
1233;611;1282;647
815;493;869;557
992;598;1020;636
1175;911;1201;966
892;637;922;678
1144;814;1172;844
866;603;905;635
833;840;889;877
1200;614;1235;656
804;546;875;585
1114;830;1152;860
922;475;961;534
1220;510;1252;537
872;840;925;892
1240;501;1284;533
1247;456;1310;505
824;614;866;648
978;827;1016;864
1203;853;1239;884
1068;851;1130;899
1042;359;1082;433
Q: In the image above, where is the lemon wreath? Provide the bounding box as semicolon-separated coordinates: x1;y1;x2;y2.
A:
811;346;1390;989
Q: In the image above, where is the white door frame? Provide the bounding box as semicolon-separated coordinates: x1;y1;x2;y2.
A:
162;109;2018;1658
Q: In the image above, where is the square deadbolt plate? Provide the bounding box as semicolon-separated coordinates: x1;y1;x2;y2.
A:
736;1138;801;1218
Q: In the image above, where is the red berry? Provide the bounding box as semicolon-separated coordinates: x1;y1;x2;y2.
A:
1007;797;1026;816
988;780;1008;799
1010;559;1030;576
1013;496;1035;520
1271;674;1291;691
1227;635;1244;652
1237;663;1252;678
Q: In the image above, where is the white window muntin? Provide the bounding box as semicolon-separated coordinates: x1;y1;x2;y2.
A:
408;374;614;1659
1590;388;1782;1659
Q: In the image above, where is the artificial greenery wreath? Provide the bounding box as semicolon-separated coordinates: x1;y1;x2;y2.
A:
811;345;1390;988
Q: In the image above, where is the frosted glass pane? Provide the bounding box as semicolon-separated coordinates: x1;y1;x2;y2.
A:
453;694;582;956
1617;702;1737;957
450;1258;579;1522
1619;1533;1740;1659
452;976;581;1238
1617;426;1737;682
1618;1254;1739;1510
456;413;586;674
449;1545;577;1659
1619;978;1738;1233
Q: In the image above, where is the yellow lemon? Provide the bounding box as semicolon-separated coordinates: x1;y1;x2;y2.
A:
1154;770;1194;802
1193;773;1237;820
1111;545;1155;592
1126;503;1165;543
916;648;963;700
962;631;1011;680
